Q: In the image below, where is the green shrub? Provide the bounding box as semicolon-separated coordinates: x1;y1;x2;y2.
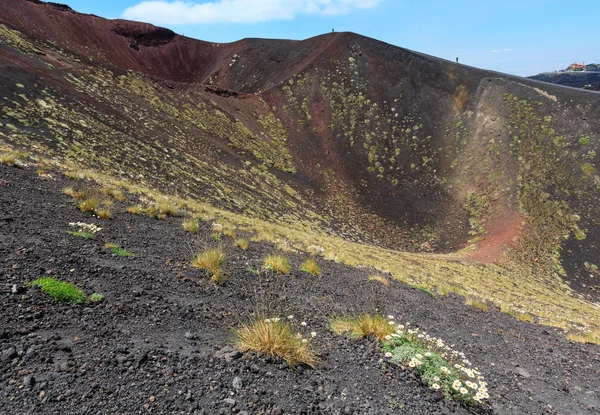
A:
31;277;86;304
89;293;105;303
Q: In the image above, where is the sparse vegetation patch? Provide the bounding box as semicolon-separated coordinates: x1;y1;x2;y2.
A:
234;317;317;368
262;254;291;275
192;248;226;284
300;258;321;276
382;317;490;405
31;277;86;304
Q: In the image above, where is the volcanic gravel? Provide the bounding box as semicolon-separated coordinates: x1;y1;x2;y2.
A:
1;163;599;415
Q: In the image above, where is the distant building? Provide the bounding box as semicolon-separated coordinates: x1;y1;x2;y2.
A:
567;62;586;71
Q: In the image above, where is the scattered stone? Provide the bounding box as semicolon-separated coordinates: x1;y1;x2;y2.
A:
232;376;243;390
515;367;532;379
215;346;242;362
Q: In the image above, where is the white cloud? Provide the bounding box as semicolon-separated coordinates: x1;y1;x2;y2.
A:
503;48;512;52
490;49;498;53
122;0;383;24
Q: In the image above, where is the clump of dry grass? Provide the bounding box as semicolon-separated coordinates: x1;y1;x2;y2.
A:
192;248;226;284
235;238;249;250
103;187;126;201
330;314;395;341
222;227;236;238
516;313;534;323
64;169;84;180
156;200;179;216
566;330;600;345
182;218;199;233
300;259;321;276
78;198;99;213
367;274;390;286
263;254;291;275
234;319;316;368
96;208;112;220
465;297;489;311
127;205;144;215
63;186;88;200
0;150;28;167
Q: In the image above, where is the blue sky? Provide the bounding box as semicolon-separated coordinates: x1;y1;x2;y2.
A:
62;0;599;76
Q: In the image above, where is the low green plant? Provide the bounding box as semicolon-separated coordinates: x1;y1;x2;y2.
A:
246;267;260;276
31;277;86;304
263;254;291;274
89;293;105;303
382;320;490;405
67;222;102;239
234;318;316;368
67;231;96;239
300;258;321;276
412;285;436;298
105;242;134;257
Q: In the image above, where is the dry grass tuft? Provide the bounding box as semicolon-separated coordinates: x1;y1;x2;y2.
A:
367;274;390;286
96;208;112;220
103;187;126;201
566;330;600;345
182;218;199;233
192;248;226;284
0;150;28;166
127;205;144;215
156;200;179;216
300;259;321;276
78;198;99;213
235;238;249;250
465;297;489;311
330;314;395;341
234;319;316;368
263;254;292;275
516;313;534;323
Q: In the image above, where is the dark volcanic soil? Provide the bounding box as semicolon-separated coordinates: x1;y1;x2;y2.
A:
1;164;600;415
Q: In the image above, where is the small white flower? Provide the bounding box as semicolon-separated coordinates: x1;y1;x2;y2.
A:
287;315;294;319
310;332;316;337
387;315;394;320
385;352;392;358
264;319;271;323
432;383;440;390
300;321;307;326
384;335;392;340
460;387;468;395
